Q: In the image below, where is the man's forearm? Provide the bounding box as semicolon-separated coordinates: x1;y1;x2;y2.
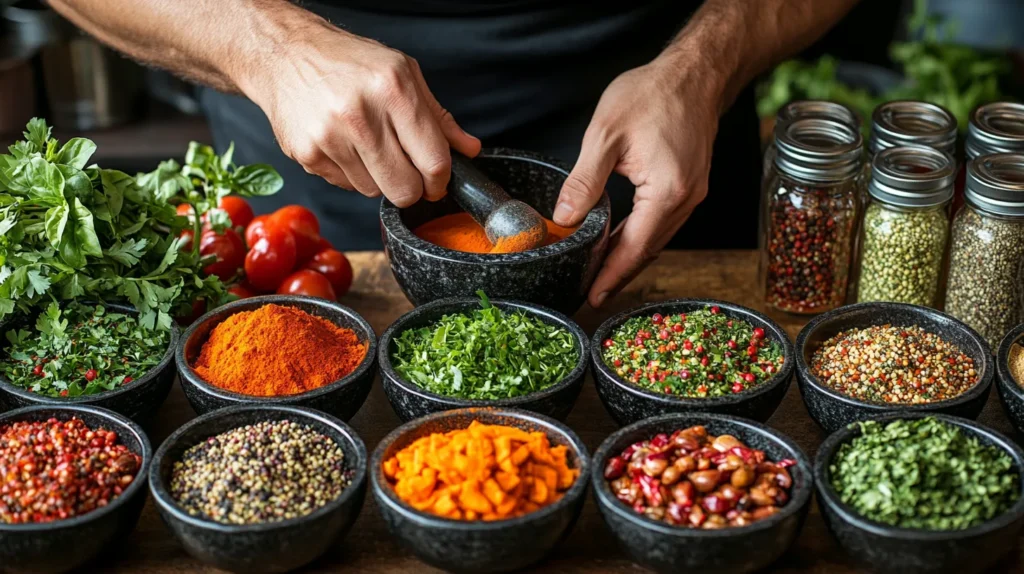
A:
661;0;861;114
47;0;329;96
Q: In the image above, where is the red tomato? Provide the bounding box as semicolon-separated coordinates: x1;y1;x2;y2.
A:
228;282;260;299
176;203;196;221
245;225;297;291
304;249;353;297
272;205;321;263
219;196;255;229
180;228;195;250
315;236;334;252
245;214;272;248
199;228;245;281
276;269;336;300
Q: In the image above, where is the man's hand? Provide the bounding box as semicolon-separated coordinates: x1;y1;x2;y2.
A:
553;59;719;308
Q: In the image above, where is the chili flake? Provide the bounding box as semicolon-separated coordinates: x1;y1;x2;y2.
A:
0;417;141;524
602;307;785;398
810;324;977;404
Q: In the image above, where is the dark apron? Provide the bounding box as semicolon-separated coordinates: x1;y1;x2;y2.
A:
200;1;761;250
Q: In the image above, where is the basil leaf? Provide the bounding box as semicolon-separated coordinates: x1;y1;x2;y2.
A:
54;137;97;169
100;169;132;218
232;164;284;196
23;118;51;153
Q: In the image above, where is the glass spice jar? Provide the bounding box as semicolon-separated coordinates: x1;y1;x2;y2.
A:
946;153;1024;346
760;117;864;314
959;102;1024;213
763;100;860;184
856;145;954;306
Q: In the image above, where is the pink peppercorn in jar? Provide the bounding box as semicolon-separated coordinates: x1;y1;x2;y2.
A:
759;118;864;314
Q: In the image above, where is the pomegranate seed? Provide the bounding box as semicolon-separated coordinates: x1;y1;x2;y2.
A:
742;373;756;383
659;329;670;340
727;340;737;350
32;364;43;377
652;313;664;324
710;306;720;314
84;369;98;382
753;327;765;339
672;324;683;333
683;340;693;350
604;457;626;479
731;382;745;393
603;339;614;348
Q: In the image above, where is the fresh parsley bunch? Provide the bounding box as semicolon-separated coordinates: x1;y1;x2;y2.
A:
0;118;282;330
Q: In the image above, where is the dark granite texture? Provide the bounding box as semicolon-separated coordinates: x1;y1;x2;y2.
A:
590;299;795;426
591;413;812;574
814;413;1024;574
796;302;993;434
369;407;591;573
996;323;1024;437
380;148;610;316
0;405;152;574
175;295;377;421
378;297;588;422
148;405;368;574
0;302;179;424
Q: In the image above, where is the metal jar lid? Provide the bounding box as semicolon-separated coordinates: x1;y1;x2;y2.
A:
869;101;958;156
869;145;955;208
966;102;1024;159
776;100;860;131
773;118;863;183
965;153;1024;217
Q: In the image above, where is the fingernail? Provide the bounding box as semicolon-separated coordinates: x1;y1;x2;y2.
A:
553;202;574;225
593;291;609;308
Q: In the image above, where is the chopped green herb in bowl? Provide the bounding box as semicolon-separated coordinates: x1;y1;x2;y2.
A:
389;292;579;400
2;302;170;397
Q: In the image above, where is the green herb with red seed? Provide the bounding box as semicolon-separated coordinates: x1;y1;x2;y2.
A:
601;306;785;398
2;302;168;397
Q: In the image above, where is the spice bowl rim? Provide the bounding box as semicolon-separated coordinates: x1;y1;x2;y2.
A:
996;322;1024;403
590;298;796;407
0;404;152;532
377;296;589;410
591;412;813;538
814;412;1024;540
174;294;378;403
795;302;994;413
147;404;368;533
369;406;591;531
0;301;180;404
379;147;611;264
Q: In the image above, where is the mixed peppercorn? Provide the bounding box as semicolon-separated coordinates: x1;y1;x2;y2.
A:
810;325;977;404
604;425;796;528
0;417;141;524
601;307;785;398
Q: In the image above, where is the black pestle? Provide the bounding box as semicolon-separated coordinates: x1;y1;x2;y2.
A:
448;151;547;251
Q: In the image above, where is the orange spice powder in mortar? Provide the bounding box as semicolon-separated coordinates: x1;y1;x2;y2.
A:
412;212;577;254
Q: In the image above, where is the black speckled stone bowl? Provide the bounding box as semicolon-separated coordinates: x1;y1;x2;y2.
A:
175;295;377;421
796;302;993;433
591;299;795;426
815;413;1024;574
370;407;590;573
380;148;610;316
378;297;588;422
0;302;178;424
148;405;368;574
592;413;812;574
0;405;152;574
996;323;1024;437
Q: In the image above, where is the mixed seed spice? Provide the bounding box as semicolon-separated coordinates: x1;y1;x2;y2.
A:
856;203;949;306
170;420;351;525
601;307;785;398
0;417;141;524
810;325;977;404
830;417;1018;531
604;425;796;529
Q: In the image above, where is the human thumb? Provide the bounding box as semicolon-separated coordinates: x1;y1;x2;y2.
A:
554;134;617;227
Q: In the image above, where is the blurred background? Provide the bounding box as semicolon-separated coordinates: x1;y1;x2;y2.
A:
1;0;1021;175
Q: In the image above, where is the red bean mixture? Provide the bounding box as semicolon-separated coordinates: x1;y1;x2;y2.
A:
810;325;977;404
604;426;795;529
0;418;140;524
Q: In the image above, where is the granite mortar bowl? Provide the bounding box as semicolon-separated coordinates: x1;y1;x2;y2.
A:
370;407;591;573
175;295;377;421
148;405;368;574
0;302;179;424
996;322;1024;437
814;413;1024;574
380;148;610;316
0;405;152;574
378;297;588;422
591;299;795;426
592;413;812;574
795;302;993;433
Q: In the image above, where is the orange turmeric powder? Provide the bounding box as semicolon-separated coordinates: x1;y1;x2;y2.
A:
192;304;367;396
412;212;577;254
382;420;579;521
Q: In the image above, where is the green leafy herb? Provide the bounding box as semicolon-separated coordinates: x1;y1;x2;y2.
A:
390;291;578;400
2;302;169;397
830;417;1019;531
0;119;282;329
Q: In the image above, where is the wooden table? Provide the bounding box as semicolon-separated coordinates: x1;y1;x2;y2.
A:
116;250;1024;573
